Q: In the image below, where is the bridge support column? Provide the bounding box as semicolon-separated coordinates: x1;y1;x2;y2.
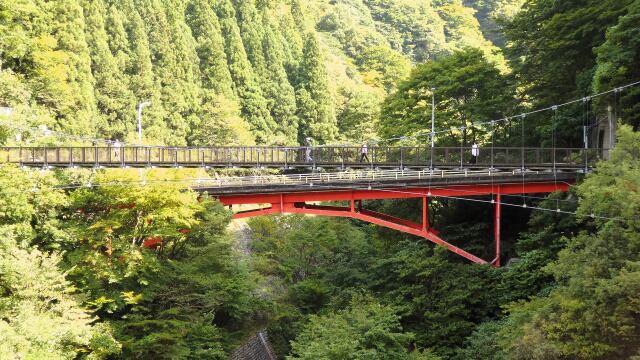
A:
492;192;501;267
422;196;429;231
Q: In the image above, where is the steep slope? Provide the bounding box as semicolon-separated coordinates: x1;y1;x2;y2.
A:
0;0;507;146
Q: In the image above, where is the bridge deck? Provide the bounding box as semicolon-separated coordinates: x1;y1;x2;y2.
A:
195;169;579;196
1;146;603;170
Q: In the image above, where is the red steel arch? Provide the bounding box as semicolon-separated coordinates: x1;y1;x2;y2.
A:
217;181;571;266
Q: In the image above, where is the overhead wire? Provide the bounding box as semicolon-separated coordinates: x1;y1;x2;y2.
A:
288;181;625;222
2;80;638;151
367;79;640;146
44;172;623;222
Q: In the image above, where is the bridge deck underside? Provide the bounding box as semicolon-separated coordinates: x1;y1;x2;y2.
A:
200;172;577;197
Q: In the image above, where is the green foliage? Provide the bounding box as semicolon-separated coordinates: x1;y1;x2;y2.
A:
288;294;415;360
0;165;119;359
593;0;640;130
296;34;338;143
356;46;411;92
370;243;500;357
455;320;506;360
114;200;257;358
189;93;256;146
502;0;633;108
499;126;640;359
379;48;512;146
498;192;581;303
0;232;120;359
62;172;203;314
1;0;511;146
336;84;383;142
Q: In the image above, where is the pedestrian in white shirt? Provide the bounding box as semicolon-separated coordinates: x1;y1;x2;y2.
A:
113;140;122;159
359;143;370;163
471;142;479;164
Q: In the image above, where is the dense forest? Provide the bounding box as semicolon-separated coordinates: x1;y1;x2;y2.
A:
1;0;640;359
1;0;512;146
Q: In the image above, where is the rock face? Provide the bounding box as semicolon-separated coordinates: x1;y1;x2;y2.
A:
229;331;277;360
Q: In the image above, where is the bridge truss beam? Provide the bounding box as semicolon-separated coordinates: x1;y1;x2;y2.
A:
216;181;571;266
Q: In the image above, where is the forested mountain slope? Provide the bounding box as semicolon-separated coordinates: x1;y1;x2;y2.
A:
0;0;508;146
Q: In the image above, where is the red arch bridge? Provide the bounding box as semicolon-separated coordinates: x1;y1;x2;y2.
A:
196;169;576;267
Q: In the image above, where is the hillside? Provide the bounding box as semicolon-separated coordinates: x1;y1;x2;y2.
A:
0;0;507;146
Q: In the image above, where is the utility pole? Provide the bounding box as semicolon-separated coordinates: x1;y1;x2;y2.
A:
137;101;151;145
431;87;435;147
430;87;435;170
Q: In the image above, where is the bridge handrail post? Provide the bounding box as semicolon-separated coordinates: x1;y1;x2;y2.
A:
372;147;376;169
69;146;73;167
44;148;48;168
284;148;288;169
584;148;588;173
400;147;404;170
18;147;22;167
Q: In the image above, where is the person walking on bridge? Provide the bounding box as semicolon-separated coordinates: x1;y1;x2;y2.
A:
471;141;479;164
113;139;122;160
359;142;370;163
304;137;313;163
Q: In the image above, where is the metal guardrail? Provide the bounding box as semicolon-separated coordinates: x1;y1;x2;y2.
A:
0;146;604;169
188;168;563;190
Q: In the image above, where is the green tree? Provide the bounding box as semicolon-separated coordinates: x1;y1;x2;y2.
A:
0;165;119;358
336;84;382;142
84;0;135;140
114;198;259;359
356;46;411;92
288;294;415;360
296;34;337;143
216;0;275;143
124;4;164;144
189;93;255;146
593;0;640;130
0;231;120;359
370;243;500;357
502;0;632;106
499;126;640;359
42;0;100;135
63;172;203;315
262;25;298;144
185;0;234;97
379;48;512;147
455;320;506;360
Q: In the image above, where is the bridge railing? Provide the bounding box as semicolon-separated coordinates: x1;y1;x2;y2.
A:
0;146;604;169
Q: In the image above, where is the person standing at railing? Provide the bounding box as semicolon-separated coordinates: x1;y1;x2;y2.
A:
359;143;370;163
471;142;479;164
304;137;313;163
113;139;122;160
